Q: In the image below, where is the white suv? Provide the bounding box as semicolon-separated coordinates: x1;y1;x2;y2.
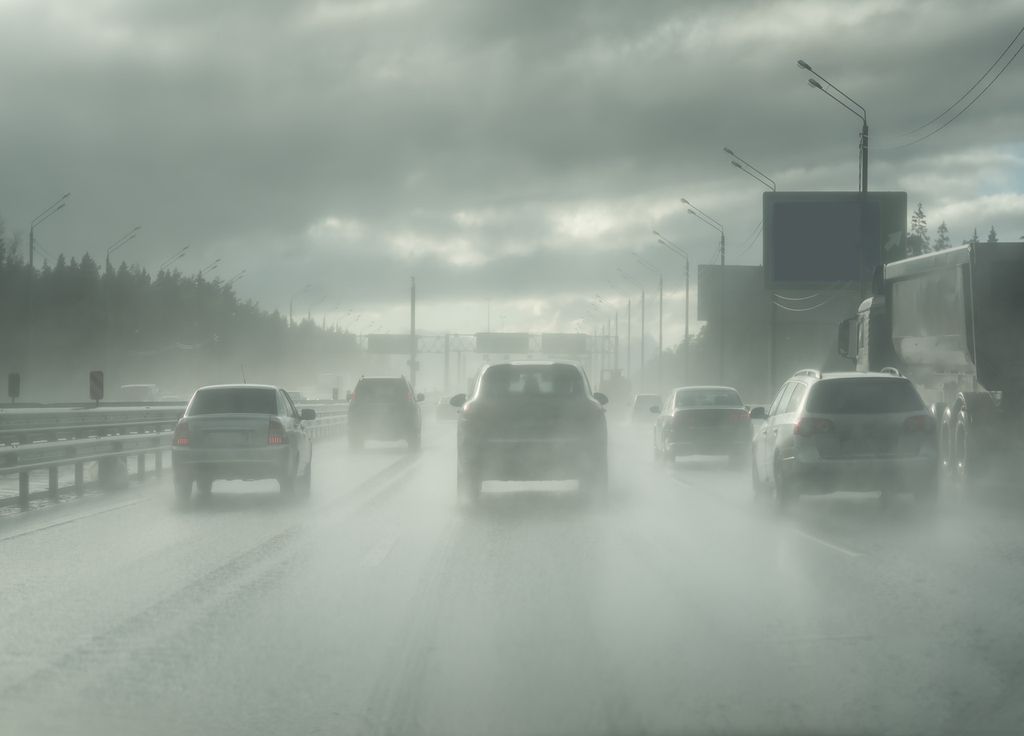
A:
751;369;939;508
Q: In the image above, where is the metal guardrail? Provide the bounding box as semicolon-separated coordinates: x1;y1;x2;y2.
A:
0;402;348;506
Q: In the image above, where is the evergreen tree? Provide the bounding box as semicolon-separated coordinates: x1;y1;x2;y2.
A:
934;221;951;251
986;225;998;243
963;228;981;246
908;202;930;255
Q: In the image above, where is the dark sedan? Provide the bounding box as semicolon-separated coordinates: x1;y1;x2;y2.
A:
653;386;753;467
451;361;608;501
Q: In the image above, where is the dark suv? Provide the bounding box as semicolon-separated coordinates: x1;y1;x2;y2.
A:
451;361;608;501
347;376;424;451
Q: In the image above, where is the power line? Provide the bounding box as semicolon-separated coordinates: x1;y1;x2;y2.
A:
738;220;763;256
901;23;1024;137
887;33;1024;149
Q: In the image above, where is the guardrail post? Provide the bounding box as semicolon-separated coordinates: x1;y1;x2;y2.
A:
19;471;29;505
49;466;59;498
75;462;85;495
137;452;146;480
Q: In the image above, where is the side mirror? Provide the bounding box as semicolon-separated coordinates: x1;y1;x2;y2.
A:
838;317;856;359
450;393;467;408
416;393;425;402
300;408;316;421
749;406;766;420
593;392;609;406
649;405;661;414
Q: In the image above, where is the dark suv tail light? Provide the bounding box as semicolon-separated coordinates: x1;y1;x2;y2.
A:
903;415;933;433
795;417;834;437
268;418;287;445
173;419;190;446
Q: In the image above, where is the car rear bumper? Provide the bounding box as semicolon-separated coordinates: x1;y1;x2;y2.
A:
461;437;603;481
666;438;749;458
172;446;289;481
784;453;938;493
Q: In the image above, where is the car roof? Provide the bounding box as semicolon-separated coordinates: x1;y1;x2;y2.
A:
195;383;278;390
356;376;407;381
672;385;740;392
486;360;574;367
818;372;910;381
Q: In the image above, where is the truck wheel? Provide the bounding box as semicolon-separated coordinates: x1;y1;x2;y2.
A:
196;477;213;497
952;408;976;491
940;407;956;474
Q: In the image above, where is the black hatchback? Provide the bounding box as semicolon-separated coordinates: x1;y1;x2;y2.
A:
347;376;424;451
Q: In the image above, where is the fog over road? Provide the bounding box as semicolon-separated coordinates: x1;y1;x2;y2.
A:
3;420;1024;735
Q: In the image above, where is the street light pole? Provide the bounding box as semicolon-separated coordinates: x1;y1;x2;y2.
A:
289;283;312;325
798;59;868;193
681;198;726;383
105;226;141;272
654;231;691;383
29;194;70;272
159;245;189;271
632;251;663;395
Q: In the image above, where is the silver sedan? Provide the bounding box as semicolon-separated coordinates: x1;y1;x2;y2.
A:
171;384;315;501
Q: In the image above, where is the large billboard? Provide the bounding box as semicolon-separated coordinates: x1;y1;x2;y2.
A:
366;334;413;354
763;191;906;288
475;332;530;354
540;333;588;355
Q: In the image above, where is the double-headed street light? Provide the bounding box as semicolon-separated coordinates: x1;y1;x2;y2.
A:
618;266;647;391
798;59;868;193
29;193;71;271
159;245;189;271
723;147;776;191
105;226;142;271
681;197;726;383
652;230;691;382
289;283;312;325
631;251;663;394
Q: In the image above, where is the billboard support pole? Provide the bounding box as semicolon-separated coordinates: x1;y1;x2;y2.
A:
627;299;632;384
719;232;726;384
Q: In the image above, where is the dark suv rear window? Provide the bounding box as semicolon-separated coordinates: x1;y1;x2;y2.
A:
804;378;925;414
480;364;585;398
354;379;408;401
187;388;277;415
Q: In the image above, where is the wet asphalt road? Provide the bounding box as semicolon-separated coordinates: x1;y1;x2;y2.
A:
3;420;1024;735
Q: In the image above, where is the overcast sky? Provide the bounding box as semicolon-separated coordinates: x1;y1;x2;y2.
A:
2;0;1022;344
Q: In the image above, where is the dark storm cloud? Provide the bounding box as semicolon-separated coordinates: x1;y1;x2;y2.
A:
1;0;1022;331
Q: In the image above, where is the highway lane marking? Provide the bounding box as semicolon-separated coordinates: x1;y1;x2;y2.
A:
0;498;146;543
789;527;864;558
362;532;401;567
667;475;865;558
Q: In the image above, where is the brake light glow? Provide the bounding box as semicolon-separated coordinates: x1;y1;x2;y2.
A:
903;415;933;433
795;417;834;437
173;420;189;446
268;419;287;445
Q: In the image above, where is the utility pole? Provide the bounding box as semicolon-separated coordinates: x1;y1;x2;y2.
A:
640;289;646;392
627;299;632;385
409;277;417;390
444;333;450;393
614;310;619;371
658;274;663;395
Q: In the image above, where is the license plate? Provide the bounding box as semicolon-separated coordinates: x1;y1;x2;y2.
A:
206;431;246;447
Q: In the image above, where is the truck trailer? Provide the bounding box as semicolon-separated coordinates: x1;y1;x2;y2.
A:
838;242;1024;487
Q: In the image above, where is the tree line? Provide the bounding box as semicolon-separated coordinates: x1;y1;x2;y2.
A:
0;218;360;402
904;203;1012;257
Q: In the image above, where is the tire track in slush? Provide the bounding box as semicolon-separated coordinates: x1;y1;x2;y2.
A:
0;452;421;701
